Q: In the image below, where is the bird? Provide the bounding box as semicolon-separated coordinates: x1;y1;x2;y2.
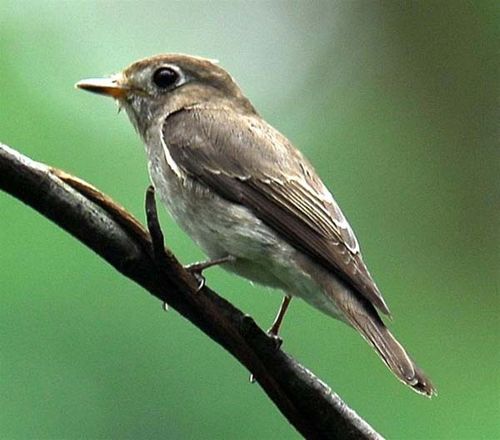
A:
76;53;435;396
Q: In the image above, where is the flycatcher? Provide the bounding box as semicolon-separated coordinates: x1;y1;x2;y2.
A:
77;54;435;396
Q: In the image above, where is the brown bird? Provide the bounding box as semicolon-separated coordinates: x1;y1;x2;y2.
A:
77;54;435;396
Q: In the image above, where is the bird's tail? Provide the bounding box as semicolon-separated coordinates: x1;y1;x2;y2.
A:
336;295;436;396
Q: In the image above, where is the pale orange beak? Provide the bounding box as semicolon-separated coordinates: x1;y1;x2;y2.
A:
75;76;128;99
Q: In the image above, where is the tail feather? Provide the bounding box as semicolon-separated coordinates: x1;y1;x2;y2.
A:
341;301;436;397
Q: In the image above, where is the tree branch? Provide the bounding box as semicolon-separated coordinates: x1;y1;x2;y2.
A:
0;143;383;440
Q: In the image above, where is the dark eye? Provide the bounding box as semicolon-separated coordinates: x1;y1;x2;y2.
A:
152;67;179;89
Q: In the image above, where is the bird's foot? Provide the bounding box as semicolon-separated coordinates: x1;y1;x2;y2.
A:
185;255;235;292
249;331;282;384
266;329;284;350
249;305;289;384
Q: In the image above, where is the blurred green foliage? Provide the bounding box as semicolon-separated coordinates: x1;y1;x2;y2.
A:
1;1;498;439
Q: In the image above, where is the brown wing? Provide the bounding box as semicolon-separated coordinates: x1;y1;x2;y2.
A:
162;106;390;315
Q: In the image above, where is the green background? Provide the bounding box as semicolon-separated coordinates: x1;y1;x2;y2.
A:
1;1;498;439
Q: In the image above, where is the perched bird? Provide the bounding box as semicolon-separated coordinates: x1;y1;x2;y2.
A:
77;54;435;396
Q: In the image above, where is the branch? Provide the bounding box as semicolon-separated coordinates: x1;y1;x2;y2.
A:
0;143;383;440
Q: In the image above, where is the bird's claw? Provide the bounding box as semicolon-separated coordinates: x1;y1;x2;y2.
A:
184;255;234;292
266;331;284;350
184;263;206;291
187;269;206;292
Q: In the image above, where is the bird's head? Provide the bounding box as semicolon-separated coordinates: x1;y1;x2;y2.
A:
76;53;256;137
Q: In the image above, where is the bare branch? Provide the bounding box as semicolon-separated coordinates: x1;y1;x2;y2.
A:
0;143;383;440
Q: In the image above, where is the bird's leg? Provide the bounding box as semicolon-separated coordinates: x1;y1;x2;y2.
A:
185;255;235;273
267;295;292;348
185;255;235;291
249;295;293;383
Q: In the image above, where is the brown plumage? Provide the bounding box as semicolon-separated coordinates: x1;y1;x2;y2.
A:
77;53;435;396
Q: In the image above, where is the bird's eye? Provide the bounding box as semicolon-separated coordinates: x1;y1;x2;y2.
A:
152;67;179;89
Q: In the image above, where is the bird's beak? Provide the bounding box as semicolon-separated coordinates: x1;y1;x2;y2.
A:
75;75;129;99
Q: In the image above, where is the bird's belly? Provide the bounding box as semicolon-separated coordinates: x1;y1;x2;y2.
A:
148;155;291;286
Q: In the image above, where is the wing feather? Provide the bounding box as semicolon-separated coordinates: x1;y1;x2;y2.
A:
163;106;390;315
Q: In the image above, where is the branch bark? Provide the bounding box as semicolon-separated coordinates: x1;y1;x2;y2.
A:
0;143;383;440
